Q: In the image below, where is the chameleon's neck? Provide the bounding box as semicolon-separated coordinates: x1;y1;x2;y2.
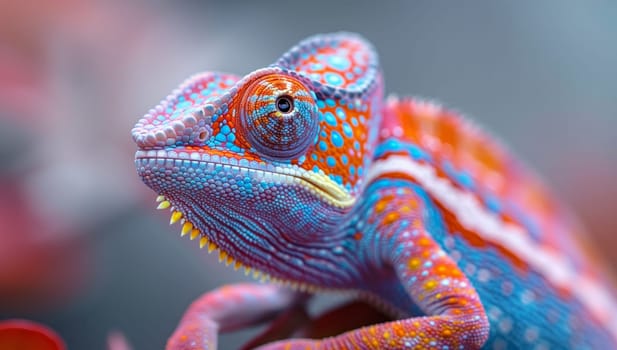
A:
333;178;434;278
331;177;437;314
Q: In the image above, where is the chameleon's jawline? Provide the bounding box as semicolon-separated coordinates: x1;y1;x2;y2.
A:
135;151;355;208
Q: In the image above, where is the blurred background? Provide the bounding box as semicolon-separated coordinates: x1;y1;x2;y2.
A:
0;0;616;349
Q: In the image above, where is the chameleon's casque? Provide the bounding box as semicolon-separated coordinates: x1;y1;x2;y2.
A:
132;33;617;349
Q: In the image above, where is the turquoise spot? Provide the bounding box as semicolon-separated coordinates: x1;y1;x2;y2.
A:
317;100;326;109
221;125;231;135
341;154;349;165
331;174;343;185
408;144;429;161
484;195;502;214
324;112;337;126
443;161;474;189
326;99;336;107
318;141;328;151
215;133;226;142
331;131;344;148
228;144;243;153
325;72;344;86
349;166;355;175
456;171;475;190
326;156;336;167
351;118;358;126
311;153;318;161
327;55;350;70
335;107;346;120
342;123;353;138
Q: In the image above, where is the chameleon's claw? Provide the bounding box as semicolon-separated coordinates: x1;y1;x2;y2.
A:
156;200;170;210
169;211;182;225
190;229;199;240
207;242;216;253
180;222;192;236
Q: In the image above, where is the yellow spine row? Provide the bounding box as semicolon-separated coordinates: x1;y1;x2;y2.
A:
155;195;328;294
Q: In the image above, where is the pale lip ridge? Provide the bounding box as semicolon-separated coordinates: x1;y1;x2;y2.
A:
135;149;355;208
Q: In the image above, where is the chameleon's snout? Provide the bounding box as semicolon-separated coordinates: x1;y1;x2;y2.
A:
131;104;215;150
131;72;241;150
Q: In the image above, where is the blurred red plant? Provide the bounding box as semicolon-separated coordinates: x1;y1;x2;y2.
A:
0;319;66;350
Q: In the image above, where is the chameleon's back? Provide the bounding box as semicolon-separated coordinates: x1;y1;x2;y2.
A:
378;98;617;348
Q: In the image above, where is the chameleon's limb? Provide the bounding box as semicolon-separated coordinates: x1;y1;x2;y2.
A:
255;186;489;349
166;283;305;350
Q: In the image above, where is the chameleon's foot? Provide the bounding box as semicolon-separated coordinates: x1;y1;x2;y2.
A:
166;283;304;350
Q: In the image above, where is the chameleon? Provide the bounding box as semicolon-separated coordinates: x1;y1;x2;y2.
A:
132;32;617;349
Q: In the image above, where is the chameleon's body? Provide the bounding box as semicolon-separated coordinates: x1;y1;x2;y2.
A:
132;33;617;349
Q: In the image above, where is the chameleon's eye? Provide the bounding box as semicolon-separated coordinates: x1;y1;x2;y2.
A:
276;95;293;113
240;75;318;160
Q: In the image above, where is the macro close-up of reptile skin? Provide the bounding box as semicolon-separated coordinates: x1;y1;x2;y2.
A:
131;32;617;349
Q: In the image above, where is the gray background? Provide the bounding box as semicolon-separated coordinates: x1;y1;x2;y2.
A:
1;1;615;349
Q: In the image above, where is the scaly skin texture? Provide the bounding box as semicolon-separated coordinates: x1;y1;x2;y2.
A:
132;33;617;349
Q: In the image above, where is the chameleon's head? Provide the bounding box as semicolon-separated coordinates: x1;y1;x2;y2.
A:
132;33;382;286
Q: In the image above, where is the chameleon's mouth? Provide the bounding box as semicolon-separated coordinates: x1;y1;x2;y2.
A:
134;150;355;208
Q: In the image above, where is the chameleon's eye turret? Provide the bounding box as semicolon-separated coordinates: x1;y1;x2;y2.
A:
240;74;319;160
